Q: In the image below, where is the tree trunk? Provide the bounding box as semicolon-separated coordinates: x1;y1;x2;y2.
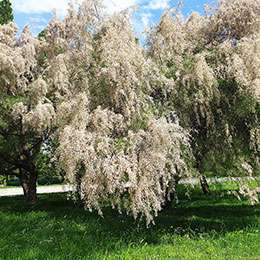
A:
75;172;84;207
162;177;179;210
195;154;211;195
19;168;38;204
200;175;211;195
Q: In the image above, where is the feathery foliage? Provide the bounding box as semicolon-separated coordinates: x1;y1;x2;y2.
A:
0;0;259;224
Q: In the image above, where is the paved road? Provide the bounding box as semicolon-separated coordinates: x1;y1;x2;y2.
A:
0;185;74;197
0;177;258;197
179;176;258;184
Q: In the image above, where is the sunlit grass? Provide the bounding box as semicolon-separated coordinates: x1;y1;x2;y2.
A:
0;182;259;260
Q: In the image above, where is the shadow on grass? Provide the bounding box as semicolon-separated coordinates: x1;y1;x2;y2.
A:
0;186;259;259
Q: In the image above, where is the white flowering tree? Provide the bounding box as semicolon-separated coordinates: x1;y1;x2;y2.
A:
0;0;259;224
147;0;260;201
46;1;193;225
0;23;56;203
0;1;192;222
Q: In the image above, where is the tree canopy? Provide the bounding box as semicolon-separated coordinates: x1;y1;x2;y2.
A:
0;0;13;25
0;23;56;203
147;0;260;178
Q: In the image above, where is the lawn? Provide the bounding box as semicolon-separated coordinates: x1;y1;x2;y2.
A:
0;183;259;260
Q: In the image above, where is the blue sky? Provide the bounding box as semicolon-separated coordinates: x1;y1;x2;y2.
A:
10;0;214;37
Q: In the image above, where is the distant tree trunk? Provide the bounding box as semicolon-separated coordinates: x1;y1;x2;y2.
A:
19;168;38;204
75;171;84;207
199;175;211;195
162;177;179;210
3;175;7;186
196;154;211;195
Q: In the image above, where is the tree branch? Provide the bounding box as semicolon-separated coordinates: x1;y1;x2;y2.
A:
0;151;30;172
0;165;19;177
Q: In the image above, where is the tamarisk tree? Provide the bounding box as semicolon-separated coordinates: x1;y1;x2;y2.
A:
0;23;56;203
42;1;193;225
146;0;260;202
1;0;259;224
0;0;192;222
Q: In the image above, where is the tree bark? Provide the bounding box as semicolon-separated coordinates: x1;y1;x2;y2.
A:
200;175;211;195
75;171;84;207
19;168;38;204
195;154;211;195
162;177;179;210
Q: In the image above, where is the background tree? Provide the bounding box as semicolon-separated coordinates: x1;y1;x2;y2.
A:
0;0;13;25
146;0;260;202
36;139;64;185
0;23;56;203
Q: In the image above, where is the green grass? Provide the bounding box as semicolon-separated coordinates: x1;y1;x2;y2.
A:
0;185;18;189
0;183;259;260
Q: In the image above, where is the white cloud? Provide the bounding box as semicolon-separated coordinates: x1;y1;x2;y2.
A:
145;0;170;10
141;16;149;27
29;17;47;23
31;24;45;32
12;0;72;16
141;12;152;28
12;0;141;17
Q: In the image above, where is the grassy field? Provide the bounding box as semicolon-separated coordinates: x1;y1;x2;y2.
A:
0;183;259;260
